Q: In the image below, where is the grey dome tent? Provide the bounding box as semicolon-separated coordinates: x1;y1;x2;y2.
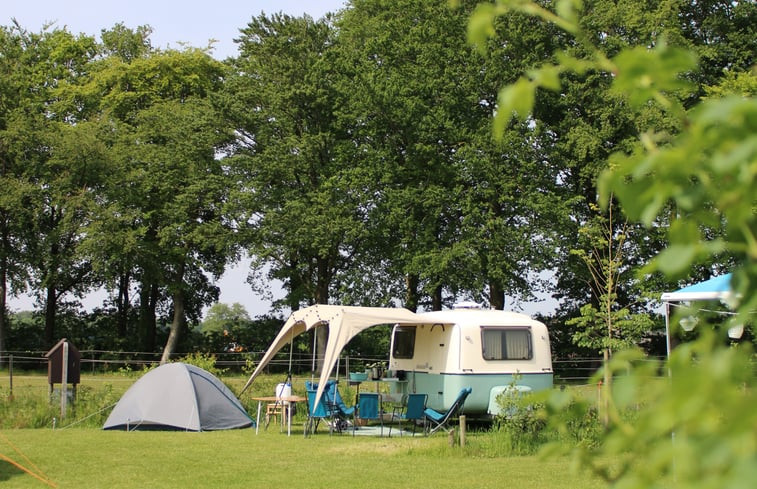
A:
103;362;253;431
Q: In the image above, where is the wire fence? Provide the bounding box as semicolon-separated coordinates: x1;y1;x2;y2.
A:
0;350;390;377
0;349;617;384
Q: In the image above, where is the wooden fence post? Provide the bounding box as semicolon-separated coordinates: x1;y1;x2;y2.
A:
8;354;12;400
61;341;69;419
459;415;467;447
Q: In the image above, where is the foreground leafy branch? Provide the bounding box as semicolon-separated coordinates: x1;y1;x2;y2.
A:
466;0;757;486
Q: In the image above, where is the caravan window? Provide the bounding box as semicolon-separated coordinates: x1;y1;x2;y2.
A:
481;327;532;360
392;326;416;359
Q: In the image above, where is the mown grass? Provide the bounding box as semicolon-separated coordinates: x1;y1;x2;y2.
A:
1;371;608;488
1;428;606;489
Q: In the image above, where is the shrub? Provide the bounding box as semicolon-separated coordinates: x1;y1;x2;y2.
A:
177;352;226;376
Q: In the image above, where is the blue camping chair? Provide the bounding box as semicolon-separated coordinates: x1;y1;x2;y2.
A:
304;388;339;437
389;393;427;437
305;380;355;433
423;387;472;435
353;392;383;436
328;381;355;418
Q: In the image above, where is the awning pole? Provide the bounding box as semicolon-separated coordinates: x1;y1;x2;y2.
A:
311;327;317;383
664;302;672;360
288;326;294;375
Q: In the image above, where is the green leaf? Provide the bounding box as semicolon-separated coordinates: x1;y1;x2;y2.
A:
654;244;699;275
555;0;582;27
527;64;562;91
612;375;638;410
612;43;697;108
555;51;594;75
467;4;497;53
493;77;534;138
668;219;701;245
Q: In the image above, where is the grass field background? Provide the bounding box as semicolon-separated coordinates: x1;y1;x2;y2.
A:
1;371;606;488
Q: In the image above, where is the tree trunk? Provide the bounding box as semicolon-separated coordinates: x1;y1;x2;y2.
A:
161;287;185;364
314;258;330;373
0;250;6;366
489;280;505;310
139;282;158;352
601;347;611;427
405;274;419;312
287;257;301;313
44;283;56;347
161;257;187;364
431;284;443;311
0;155;7;363
116;270;130;339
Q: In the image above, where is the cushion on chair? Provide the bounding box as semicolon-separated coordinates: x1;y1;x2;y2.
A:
423;408;444;422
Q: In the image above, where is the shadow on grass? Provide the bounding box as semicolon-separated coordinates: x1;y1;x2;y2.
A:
0;459;25;483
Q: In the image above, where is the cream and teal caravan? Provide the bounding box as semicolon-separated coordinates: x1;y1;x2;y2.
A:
241;303;553;418
388;304;553;416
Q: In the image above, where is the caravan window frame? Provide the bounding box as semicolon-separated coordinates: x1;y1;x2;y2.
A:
480;326;533;361
392;326;417;359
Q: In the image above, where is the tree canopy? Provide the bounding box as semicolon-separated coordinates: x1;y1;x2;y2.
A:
0;1;753;368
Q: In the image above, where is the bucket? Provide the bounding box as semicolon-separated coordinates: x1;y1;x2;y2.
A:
276;383;292;404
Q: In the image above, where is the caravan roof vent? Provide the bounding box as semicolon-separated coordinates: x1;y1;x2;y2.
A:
454;301;481;310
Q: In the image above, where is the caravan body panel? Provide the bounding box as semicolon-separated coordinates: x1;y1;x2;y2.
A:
389;308;553;414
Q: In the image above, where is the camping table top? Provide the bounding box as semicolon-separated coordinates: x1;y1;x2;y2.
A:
251;396;307;436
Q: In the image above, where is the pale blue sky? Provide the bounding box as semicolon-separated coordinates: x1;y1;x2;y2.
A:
5;0;348;60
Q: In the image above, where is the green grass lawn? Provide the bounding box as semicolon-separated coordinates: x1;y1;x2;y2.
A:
1;371;607;488
1;428;606;489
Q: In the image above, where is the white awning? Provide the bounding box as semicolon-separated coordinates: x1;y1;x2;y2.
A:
240;305;445;409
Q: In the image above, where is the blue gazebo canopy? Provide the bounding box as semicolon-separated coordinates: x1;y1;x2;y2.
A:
661;273;733;302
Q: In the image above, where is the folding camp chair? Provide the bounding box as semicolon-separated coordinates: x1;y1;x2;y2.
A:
423;387;472;435
353;392;383;436
330;382;355;418
389;393;427;437
306;380;354;432
304;388;339;437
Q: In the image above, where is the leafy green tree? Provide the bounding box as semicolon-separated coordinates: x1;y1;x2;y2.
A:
81;25;154;348
99;22;152;62
0;24;32;357
200;302;252;351
567;204;653;356
531;1;685;317
469;0;757;486
78;47;238;358
134;90;236;362
466;0;749;344
336;0;562;311
566;202;653;423
227;13;371;370
453;125;560;309
201;303;251;334
677;0;757;98
5;311;44;351
197;303;285;354
335;0;466;311
2;27;103;346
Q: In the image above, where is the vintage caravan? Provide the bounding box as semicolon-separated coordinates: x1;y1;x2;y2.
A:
388;304;553;415
241;303;553;418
